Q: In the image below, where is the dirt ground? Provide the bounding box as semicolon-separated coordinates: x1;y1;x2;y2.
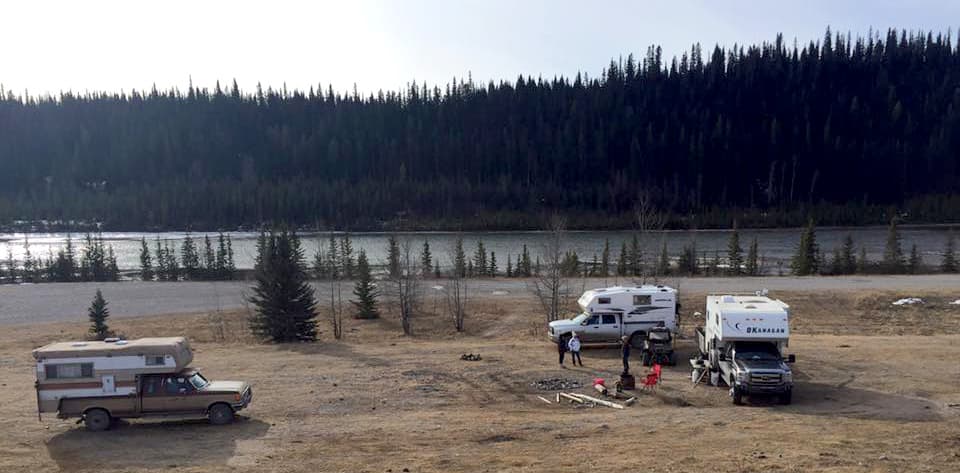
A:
1;288;959;472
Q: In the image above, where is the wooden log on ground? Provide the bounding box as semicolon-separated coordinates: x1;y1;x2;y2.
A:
569;393;625;409
536;395;553;405
624;397;637;406
559;393;584;403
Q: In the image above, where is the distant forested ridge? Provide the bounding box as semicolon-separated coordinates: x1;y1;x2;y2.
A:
1;29;959;231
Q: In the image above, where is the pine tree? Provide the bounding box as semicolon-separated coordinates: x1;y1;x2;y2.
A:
745;237;759;276
248;229;318;342
87;289;111;340
164;241;180;281
600;239;610;277
907;244;922;274
520;245;532;276
387;235;400;278
727;223;743;276
791;218;819;275
352;249;380;319
881;217;905;274
506;254;513;277
140;237;153;281
420;240;432;277
489;251;497;277
840;235;856;274
225;235;236;278
454;237;466;277
941;232;957;273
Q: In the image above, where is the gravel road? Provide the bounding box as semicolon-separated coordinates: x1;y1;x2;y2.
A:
1;274;958;326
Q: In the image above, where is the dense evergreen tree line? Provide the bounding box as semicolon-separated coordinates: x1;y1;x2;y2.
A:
139;233;237;281
0;233;119;283
1;29;959;230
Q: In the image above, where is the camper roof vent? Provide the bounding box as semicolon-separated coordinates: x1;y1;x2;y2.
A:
722;295;736;304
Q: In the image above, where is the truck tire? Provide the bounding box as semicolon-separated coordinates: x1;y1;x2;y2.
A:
208;403;235;425
84;408;111;432
780;391;792;405
732;387;743;405
629;332;645;349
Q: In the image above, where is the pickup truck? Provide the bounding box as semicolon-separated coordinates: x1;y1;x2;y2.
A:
548;286;678;348
57;369;252;431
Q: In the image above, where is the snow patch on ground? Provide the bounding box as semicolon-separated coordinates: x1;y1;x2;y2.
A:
892;297;923;306
431;285;444;291
949;299;960;305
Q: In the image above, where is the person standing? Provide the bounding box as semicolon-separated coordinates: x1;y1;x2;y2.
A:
568;332;583;366
620;335;631;375
557;335;568;367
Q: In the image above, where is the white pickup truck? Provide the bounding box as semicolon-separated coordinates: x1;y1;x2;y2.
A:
548;285;678;348
691;293;796;405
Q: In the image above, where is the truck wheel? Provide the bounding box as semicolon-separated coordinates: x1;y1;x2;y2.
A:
780;391;792;405
732;387;743;405
208;403;235;425
629;333;645;349
84;408;111;432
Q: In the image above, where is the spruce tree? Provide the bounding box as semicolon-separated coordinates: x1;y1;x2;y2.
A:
106;246;119;281
473;240;487;277
520;245;532;276
678;242;698;275
387;235;400;278
202;235;215;279
181;233;200;279
489;251;497;277
840;235;856;274
600;239;610;277
326;233;340;279
87;289;111;340
856;246;869;273
352;249;380;319
745;237;759;276
155;238;167;281
248;229;318;342
453;237;466;277
340;234;354;279
420;240;432;277
727;223;743;275
908;244;922;274
791;218;819;275
225;235;236;278
506;254;513;277
881;217;905;274
941;232;957;273
140;237;153;281
434;260;441;278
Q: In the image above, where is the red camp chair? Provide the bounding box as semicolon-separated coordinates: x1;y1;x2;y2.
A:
641;364;662;391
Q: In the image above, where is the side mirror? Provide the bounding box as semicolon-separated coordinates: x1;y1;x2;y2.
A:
786;354;796;363
580;320;588;326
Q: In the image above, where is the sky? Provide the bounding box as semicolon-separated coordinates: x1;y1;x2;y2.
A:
2;0;959;97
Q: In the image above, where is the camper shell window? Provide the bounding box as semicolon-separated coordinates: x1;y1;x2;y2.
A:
45;363;94;379
597;297;611;304
633;295;651;305
145;356;165;366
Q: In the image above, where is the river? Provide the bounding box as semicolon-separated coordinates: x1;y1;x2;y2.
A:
0;225;955;272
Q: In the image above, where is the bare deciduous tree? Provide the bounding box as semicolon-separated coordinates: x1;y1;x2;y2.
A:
530;214;575;322
635;190;666;283
387;239;421;335
444;260;468;332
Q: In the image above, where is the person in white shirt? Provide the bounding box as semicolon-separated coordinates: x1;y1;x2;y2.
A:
567;332;583;366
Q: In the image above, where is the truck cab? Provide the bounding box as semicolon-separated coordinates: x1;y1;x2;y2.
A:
722;341;794;404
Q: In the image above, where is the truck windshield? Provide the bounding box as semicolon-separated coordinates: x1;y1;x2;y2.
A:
571;313;589;324
734;343;780;361
188;373;209;390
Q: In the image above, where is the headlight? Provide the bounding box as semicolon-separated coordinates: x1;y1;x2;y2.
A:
783;371;793;383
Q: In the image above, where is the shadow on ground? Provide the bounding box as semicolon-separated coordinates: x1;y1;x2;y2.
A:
46;416;270;471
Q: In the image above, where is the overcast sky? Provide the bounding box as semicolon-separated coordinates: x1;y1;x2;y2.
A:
2;0;959;96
